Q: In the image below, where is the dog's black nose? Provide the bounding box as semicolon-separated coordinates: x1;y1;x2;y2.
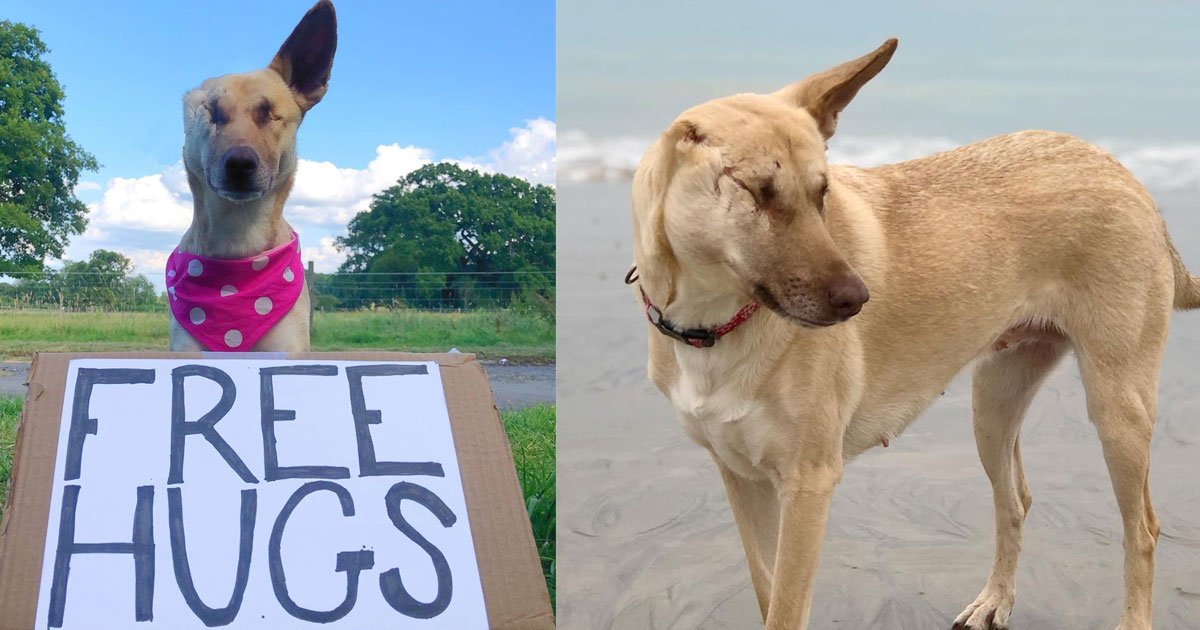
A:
828;274;869;319
223;146;259;181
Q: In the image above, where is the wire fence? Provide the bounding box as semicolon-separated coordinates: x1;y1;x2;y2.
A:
0;270;555;314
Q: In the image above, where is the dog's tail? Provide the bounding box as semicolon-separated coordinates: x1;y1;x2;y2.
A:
1166;229;1200;310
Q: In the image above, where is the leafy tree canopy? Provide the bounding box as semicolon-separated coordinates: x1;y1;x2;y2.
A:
66;248;135;277
0;249;159;311
337;163;555;275
0;21;98;273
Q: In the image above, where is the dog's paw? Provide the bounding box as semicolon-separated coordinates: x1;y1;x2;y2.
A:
952;588;1013;630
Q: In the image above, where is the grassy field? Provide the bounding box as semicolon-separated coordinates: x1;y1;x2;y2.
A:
0;396;556;610
0;309;554;362
502;404;557;608
0;396;18;514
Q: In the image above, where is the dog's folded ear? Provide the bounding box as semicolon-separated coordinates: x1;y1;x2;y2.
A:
631;120;700;305
270;0;338;112
774;38;897;139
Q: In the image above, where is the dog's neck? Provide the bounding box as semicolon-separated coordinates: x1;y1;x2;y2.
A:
661;266;794;405
663;265;755;330
179;169;296;259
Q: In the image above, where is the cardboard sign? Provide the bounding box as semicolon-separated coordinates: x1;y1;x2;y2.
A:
0;353;554;630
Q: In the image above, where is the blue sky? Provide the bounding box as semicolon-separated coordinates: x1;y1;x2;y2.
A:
5;0;555;276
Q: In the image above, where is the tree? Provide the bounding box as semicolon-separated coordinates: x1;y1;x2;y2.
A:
0;21;98;273
66;249;158;310
333;163;555;309
0;249;159;311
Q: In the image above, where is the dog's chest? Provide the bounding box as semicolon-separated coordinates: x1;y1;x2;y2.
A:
665;342;951;472
668;355;780;480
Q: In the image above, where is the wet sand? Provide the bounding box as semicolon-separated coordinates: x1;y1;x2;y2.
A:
558;182;1200;629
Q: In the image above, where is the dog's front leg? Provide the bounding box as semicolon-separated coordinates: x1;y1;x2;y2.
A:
717;462;780;621
765;460;842;630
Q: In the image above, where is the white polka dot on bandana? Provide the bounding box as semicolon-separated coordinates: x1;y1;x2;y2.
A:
167;269;176;278
254;296;273;315
283;267;295;282
225;329;243;348
252;256;269;271
169;286;177;300
187;259;203;277
220;284;238;297
189;308;205;324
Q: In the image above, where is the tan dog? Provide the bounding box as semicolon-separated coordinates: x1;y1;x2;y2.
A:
630;38;1197;630
169;0;336;351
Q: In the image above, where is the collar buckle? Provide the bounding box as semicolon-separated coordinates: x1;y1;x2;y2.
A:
647;304;716;348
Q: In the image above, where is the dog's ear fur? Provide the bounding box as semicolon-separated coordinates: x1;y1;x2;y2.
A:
632;120;704;305
774;38;897;139
270;0;338;112
182;88;208;129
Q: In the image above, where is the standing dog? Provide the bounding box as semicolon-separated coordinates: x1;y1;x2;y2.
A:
168;0;336;351
630;38;1196;629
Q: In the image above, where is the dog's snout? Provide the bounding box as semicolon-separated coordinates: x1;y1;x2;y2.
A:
827;275;869;319
223;146;260;181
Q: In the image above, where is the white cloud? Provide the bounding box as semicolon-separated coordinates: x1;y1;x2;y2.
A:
61;119;556;279
74;180;102;193
120;249;172;278
88;163;194;233
302;236;346;273
478;118;556;185
288;144;434;225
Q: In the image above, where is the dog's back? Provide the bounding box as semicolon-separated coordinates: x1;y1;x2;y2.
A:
821;131;1177;435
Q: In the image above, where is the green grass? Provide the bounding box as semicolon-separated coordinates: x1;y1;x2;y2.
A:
313;310;554;362
501;404;556;609
0;397;556;610
0;396;18;512
0;309;554;362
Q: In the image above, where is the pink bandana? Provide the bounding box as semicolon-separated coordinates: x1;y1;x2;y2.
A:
166;233;305;351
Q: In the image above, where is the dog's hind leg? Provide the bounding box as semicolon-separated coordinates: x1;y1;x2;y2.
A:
717;463;780;621
954;339;1067;630
1074;323;1166;630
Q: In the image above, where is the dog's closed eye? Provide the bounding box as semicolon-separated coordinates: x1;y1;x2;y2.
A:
209;103;229;126
720;167;754;204
254;99;278;126
720;169;780;215
812;176;829;215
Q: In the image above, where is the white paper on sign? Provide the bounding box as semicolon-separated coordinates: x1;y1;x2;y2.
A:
33;359;488;629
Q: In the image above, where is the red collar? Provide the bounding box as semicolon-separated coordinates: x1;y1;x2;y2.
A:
638;286;760;348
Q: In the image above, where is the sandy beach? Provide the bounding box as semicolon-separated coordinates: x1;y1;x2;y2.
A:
557;182;1200;629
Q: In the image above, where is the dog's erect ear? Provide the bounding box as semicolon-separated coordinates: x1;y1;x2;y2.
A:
774;38;897;139
632;120;700;305
270;0;338;111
